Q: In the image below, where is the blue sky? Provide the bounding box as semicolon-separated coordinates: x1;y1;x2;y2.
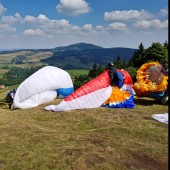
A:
0;0;168;49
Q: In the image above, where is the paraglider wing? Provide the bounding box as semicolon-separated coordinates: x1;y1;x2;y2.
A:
45;70;112;112
102;69;135;109
133;62;168;97
117;69;134;93
13;66;74;109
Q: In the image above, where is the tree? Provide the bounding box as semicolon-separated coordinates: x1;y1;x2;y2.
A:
88;63;104;78
163;40;168;49
113;55;127;69
143;42;168;68
128;42;145;68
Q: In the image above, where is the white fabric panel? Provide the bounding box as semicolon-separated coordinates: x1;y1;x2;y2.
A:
151;113;168;124
120;84;135;95
13;66;73;109
45;86;112;112
14;91;57;109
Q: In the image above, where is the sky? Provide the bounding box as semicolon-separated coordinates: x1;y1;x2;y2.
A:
0;0;168;49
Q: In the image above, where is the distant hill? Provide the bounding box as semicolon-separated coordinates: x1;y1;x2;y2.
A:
0;43;137;70
53;43;103;52
41;43;137;69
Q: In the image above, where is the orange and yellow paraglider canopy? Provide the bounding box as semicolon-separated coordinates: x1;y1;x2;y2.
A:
133;62;168;97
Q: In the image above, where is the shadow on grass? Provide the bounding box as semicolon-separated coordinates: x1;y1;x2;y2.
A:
134;98;159;106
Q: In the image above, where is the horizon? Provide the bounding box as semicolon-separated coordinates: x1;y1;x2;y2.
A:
0;42;140;51
0;0;168;49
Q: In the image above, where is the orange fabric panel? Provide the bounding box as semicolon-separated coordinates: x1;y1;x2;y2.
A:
103;86;131;104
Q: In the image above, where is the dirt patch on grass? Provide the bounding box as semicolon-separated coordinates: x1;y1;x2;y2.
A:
85;154;106;167
124;150;168;170
65;148;84;157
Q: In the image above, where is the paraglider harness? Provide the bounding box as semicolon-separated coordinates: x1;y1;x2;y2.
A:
148;88;168;105
6;89;16;109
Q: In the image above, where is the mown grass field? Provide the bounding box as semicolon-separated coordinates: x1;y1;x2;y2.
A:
0;97;168;170
66;70;89;77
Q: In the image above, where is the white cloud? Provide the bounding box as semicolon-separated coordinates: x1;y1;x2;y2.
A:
0;4;6;15
134;19;168;29
2;15;19;24
23;14;70;29
23;28;44;36
83;24;93;32
15;13;21;19
108;22;127;31
70;25;81;31
56;0;91;16
37;14;49;22
0;23;16;32
95;25;105;32
23;15;37;23
159;9;168;17
104;10;153;21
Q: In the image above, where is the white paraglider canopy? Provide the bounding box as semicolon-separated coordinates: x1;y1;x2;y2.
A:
13;66;74;109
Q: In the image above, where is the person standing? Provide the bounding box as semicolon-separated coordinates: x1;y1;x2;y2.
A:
6;89;16;109
107;63;119;87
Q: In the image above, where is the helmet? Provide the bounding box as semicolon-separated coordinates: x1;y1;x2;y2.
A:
108;63;114;68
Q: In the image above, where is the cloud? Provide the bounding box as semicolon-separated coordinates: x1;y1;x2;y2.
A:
23;14;70;28
37;14;49;22
0;4;6;15
23;15;37;23
70;25;80;31
104;10;153;21
23;28;44;36
95;25;105;32
2;13;21;24
56;0;91;16
159;9;168;17
0;23;16;32
107;22;127;31
134;19;168;29
83;24;93;32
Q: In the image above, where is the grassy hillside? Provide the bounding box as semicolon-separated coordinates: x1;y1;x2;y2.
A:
0;97;168;170
0;50;52;68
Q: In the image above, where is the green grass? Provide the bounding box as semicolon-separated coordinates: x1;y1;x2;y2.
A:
0;97;168;170
66;70;89;77
0;85;19;100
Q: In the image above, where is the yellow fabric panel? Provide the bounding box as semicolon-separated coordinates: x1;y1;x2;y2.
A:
104;86;131;104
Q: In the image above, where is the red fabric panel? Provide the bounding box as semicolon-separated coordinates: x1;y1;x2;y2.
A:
117;69;133;84
64;70;110;101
